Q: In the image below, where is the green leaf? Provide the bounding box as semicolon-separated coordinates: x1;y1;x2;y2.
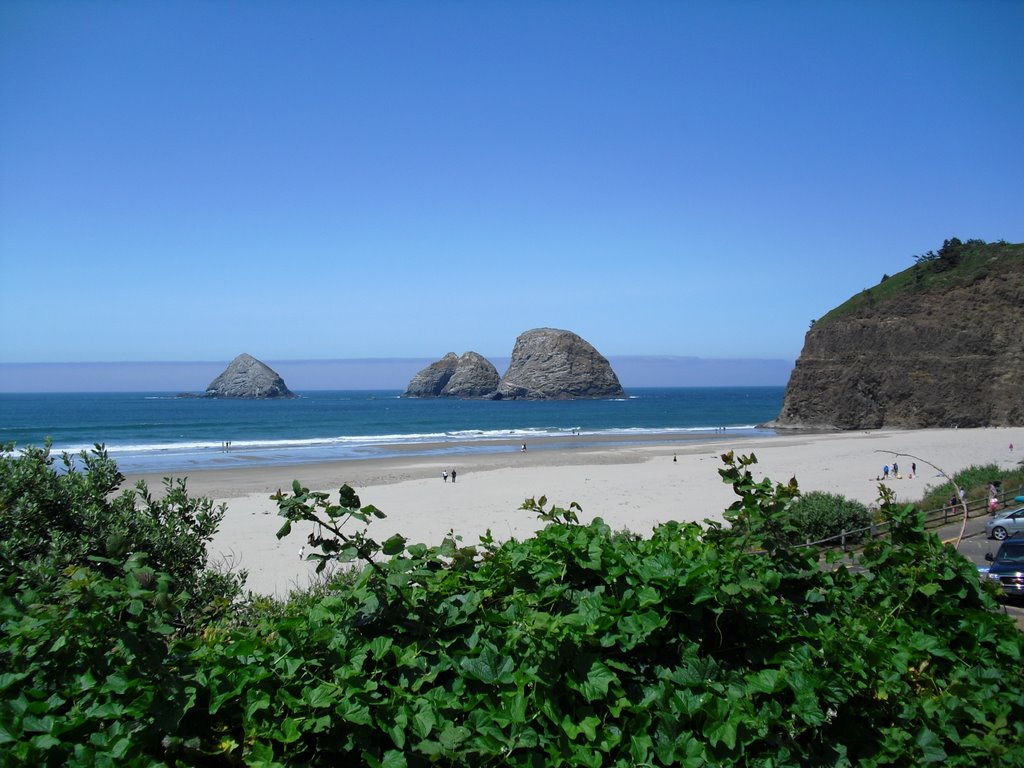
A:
460;648;515;685
365;504;387;519
746;668;783;695
278;718;301;744
916;727;948;763
22;715;55;734
336;698;372;725
304;684;338;709
110;737;132;759
30;734;61;751
636;585;661;607
0;672;29;692
579;660;618;701
368;636;394;658
578;715;600;742
103;674;130;694
382;534;407;556
412;707;436;738
706;718;737;749
438;724;471;750
245;691;271;720
0;721;16;745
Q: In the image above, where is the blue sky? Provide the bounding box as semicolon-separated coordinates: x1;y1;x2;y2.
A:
1;1;1022;385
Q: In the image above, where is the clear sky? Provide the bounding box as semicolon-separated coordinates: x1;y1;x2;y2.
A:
1;1;1021;376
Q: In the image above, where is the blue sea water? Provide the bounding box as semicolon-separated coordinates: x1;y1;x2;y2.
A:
0;388;784;475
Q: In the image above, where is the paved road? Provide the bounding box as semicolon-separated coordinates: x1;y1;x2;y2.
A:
936;513;1024;630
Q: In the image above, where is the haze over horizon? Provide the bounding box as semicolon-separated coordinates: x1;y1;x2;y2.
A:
0;354;794;393
1;2;1021;392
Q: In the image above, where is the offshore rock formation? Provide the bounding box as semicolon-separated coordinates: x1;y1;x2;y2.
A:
772;240;1024;429
402;352;500;398
204;353;296;399
445;352;501;397
495;328;625;400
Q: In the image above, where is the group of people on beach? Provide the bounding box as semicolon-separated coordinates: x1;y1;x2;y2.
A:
441;469;457;483
878;461;916;481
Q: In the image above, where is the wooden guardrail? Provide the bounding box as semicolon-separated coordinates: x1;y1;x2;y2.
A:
795;490;1017;552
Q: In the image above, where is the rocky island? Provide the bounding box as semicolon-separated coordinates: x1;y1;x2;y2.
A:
402;352;500;398
403;328;624;400
772;238;1024;429
199;353;297;399
495;328;624;400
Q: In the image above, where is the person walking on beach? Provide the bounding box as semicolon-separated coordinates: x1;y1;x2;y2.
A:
883;465;889;479
442;470;448;483
451;469;456;483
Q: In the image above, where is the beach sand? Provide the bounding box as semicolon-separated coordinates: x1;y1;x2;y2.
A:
124;428;1024;597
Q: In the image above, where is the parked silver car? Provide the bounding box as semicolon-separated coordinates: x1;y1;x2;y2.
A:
986;506;1024;541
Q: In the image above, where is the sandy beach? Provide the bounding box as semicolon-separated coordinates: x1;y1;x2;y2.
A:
125;428;1024;597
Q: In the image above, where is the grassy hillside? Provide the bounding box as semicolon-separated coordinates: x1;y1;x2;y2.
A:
816;238;1024;326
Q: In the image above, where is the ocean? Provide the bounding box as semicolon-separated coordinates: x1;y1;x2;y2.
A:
0;387;784;475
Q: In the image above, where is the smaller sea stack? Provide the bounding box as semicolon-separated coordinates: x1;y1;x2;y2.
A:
204;353;297;399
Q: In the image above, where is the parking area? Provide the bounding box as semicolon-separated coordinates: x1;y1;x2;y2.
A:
938;515;1024;630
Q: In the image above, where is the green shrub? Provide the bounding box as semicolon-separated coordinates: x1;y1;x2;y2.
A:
919;463;1024;512
0;442;245;624
788;490;872;544
3;446;1023;765
0;555;193;765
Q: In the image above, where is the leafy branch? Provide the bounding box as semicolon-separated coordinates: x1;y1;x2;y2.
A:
272;481;415;608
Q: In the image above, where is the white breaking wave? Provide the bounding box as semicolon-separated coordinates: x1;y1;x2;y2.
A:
52;423;762;458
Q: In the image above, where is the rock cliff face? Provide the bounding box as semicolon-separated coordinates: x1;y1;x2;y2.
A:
772;241;1024;429
403;353;459;397
496;328;624;400
205;353;296;399
445;352;501;397
402;352;499;398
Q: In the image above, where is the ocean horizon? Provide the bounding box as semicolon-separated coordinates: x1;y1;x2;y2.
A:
0;356;794;393
0;387;785;476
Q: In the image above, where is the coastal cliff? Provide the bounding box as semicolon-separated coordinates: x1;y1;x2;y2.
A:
772;239;1024;429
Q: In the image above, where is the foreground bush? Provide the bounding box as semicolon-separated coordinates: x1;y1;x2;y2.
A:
1;448;1023;766
787;490;872;545
0;443;244;623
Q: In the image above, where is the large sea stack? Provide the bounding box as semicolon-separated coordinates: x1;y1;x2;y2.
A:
772;239;1024;429
495;328;625;400
402;352;500;398
204;353;297;399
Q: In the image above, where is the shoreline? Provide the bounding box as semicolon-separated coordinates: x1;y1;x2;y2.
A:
123;427;1024;597
123;430;759;497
